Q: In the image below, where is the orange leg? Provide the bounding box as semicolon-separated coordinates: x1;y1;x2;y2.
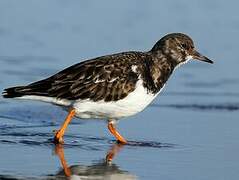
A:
107;121;127;144
54;108;76;144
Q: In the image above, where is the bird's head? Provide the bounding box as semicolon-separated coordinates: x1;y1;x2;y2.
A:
151;33;213;66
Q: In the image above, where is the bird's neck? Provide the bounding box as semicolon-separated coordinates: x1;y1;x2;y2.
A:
150;50;178;68
143;51;176;94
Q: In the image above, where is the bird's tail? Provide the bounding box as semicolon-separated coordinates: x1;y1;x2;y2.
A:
2;78;52;98
2;86;32;98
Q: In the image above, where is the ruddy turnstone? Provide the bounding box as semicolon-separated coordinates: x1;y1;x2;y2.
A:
2;33;213;144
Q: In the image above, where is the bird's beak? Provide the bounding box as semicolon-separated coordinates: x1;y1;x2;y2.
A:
192;50;214;64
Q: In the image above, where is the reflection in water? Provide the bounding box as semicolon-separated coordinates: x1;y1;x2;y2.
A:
54;143;137;180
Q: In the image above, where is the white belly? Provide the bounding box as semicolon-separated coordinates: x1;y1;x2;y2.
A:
73;79;159;119
17;79;161;120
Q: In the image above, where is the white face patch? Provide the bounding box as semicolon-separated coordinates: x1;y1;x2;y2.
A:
175;55;193;69
186;55;193;61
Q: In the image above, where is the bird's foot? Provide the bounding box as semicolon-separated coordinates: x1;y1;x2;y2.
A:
107;121;128;144
53;130;64;144
116;139;127;144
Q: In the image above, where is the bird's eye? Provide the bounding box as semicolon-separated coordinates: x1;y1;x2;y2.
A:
181;43;187;49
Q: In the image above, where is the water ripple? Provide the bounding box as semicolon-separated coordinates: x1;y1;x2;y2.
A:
164;91;239;97
121;140;175;148
152;103;239;111
0;128;176;150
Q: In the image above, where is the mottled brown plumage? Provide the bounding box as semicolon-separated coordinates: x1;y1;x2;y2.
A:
3;33;213;103
4;52;150;102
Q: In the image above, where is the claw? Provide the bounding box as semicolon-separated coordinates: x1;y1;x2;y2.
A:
53;132;64;144
54;130;64;144
52;109;76;144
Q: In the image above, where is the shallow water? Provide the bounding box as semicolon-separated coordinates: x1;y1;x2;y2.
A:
0;1;239;179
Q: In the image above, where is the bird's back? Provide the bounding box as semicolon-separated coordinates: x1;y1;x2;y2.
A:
3;51;153;101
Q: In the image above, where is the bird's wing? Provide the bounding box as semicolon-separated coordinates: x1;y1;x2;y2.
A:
28;52;148;102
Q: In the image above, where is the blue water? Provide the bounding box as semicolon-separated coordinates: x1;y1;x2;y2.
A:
0;1;239;179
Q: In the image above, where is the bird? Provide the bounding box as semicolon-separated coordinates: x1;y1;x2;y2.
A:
2;33;213;144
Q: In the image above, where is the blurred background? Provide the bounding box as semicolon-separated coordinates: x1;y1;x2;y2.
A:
0;1;238;179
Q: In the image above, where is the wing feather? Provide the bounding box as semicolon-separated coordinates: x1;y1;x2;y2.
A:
45;52;148;102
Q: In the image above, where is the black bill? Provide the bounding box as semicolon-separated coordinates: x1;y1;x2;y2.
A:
192;50;214;64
